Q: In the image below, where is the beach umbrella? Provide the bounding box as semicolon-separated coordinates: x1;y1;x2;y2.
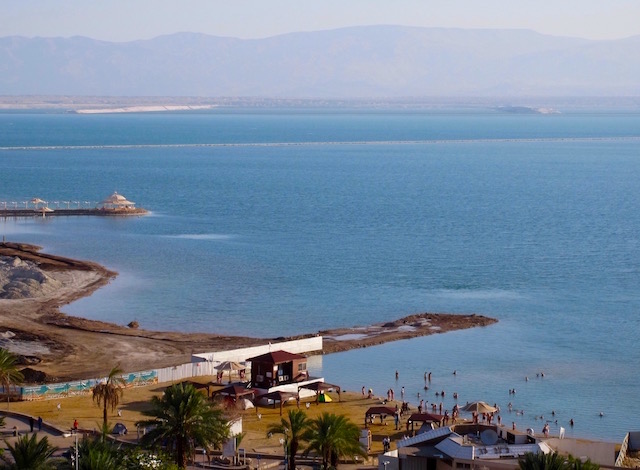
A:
30;198;46;208
216;361;245;383
461;401;497;414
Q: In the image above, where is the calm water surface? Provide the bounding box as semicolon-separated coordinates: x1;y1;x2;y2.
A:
0;109;639;441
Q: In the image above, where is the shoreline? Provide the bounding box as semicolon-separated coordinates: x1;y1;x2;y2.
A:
0;242;497;382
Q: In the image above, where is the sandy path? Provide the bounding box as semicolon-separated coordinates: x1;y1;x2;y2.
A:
0;242;497;382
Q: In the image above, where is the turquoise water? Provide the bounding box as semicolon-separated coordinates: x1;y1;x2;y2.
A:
1;109;639;441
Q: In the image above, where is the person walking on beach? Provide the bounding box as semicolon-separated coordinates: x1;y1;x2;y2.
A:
29;416;34;432
37;416;42;431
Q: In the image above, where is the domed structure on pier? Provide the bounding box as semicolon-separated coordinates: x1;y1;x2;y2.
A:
99;192;136;210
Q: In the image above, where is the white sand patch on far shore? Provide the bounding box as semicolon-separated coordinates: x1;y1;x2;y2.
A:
76;105;217;114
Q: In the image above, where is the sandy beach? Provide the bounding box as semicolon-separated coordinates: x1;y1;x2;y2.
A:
0;242;497;382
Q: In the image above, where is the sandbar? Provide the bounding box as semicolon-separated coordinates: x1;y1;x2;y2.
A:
0;242;497;382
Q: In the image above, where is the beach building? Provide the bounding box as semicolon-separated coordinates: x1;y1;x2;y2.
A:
190;339;330;413
377;423;616;470
247;350;309;389
246;350;333;415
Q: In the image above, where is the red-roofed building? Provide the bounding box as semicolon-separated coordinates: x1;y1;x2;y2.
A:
247;350;308;389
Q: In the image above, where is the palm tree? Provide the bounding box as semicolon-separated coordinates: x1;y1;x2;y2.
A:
267;409;309;470
0;348;24;408
303;412;366;470
136;382;230;469
92;365;125;429
73;434;123;470
568;455;600;470
2;433;58;470
519;451;570;470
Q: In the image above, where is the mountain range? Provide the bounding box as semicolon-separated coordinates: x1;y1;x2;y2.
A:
1;26;639;98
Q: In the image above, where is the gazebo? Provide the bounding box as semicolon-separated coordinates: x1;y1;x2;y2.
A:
211;384;256;401
406;413;446;433
365;406;397;427
298;381;341;403
99;191;136;210
256;390;299;416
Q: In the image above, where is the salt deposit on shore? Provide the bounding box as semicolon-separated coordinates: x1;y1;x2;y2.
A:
0;256;62;299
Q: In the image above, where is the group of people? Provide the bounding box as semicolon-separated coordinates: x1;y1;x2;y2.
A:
362;386;375;399
383;436;392;452
27;416;44;433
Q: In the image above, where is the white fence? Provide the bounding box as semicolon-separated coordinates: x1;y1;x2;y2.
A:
19;337;323;401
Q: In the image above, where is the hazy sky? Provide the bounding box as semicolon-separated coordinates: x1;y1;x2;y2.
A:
3;0;639;42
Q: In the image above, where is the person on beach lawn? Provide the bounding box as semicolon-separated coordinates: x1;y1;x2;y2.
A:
37;416;42;431
29;416;34;432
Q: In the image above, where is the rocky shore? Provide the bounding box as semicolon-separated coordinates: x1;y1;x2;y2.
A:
0;242;497;383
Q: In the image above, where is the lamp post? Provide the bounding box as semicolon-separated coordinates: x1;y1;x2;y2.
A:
280;430;288;470
74;431;79;470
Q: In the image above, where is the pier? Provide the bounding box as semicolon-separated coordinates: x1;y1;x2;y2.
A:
0;192;147;217
0;207;147;217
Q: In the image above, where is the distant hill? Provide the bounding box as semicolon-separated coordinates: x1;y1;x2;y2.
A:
1;26;639;97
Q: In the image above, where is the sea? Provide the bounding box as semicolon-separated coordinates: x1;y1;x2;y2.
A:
1;108;639;442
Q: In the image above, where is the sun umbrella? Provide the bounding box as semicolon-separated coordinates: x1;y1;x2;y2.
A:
216;361;245;383
461;401;497;414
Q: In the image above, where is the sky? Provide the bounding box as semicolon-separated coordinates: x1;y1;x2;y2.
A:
2;0;640;42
